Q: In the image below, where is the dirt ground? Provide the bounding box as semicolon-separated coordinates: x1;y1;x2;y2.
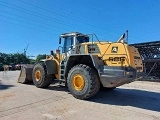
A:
0;71;160;120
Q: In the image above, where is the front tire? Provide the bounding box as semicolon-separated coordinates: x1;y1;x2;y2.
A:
32;63;54;88
67;64;100;100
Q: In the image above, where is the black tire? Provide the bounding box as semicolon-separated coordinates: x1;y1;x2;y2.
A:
67;64;100;100
32;63;54;88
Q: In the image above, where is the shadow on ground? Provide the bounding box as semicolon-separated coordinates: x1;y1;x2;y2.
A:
0;80;15;90
25;81;69;92
47;85;69;92
18;80;160;112
47;81;69;92
89;88;160;112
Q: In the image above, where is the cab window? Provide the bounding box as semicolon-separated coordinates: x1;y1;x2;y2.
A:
77;36;89;44
63;37;73;53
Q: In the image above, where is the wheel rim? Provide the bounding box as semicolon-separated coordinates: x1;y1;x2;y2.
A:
35;70;41;81
72;74;85;91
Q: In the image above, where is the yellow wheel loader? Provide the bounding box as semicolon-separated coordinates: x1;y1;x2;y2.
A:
18;32;144;99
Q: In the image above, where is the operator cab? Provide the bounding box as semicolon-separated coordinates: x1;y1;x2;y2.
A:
59;32;89;54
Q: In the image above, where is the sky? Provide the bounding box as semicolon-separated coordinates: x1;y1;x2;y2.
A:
0;0;160;58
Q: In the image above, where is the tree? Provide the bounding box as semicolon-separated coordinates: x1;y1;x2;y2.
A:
36;54;46;62
0;52;30;64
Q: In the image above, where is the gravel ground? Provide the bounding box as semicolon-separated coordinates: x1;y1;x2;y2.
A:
0;71;160;120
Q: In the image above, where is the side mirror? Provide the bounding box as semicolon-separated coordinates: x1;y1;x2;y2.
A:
59;37;61;44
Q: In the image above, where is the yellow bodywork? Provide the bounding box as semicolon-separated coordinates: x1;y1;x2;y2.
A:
46;41;143;80
82;42;143;72
46;54;62;80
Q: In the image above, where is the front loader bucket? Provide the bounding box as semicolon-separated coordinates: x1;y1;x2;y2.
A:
17;64;34;84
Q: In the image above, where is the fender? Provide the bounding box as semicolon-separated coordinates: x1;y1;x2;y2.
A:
64;55;104;79
40;59;58;75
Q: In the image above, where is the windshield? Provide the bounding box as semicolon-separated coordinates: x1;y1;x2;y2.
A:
63;37;73;53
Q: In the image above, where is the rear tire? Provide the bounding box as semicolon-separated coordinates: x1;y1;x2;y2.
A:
32;63;54;88
67;64;100;100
